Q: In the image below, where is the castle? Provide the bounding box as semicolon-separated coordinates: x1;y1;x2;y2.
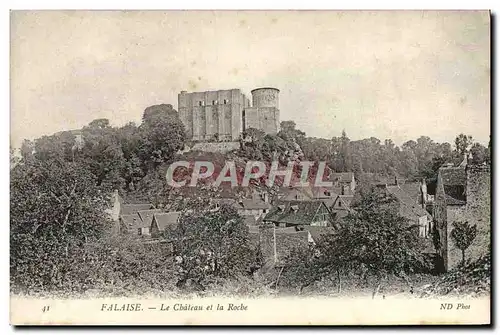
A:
178;87;280;141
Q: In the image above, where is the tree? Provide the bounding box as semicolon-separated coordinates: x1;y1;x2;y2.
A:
281;245;324;294
10;146;20;169
10;158;112;292
450;221;477;267
470;142;489;165
87;118;110;129
116;122;146;191
339;130;352;172
335;188;427;298
32;132;78;162
278;120;306;143
139;104;185;168
164;204;254;289
454;134;473;156
80;120;125;190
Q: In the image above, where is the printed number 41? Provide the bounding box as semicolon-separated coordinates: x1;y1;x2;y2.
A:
42;306;50;313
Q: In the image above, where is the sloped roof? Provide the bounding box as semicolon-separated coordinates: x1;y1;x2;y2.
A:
439;167;466;205
234;199;272;210
386;186;431;221
264;200;327;226
329;172;354;183
443;185;466;204
120;203;154;215
362;173;403;186
330;209;349;221
120;213;142;231
399;182;422;204
137;209;163;228
337;195;354;207
152;212;181;231
320;198;337;208
445;193;466;206
331;195;353;211
440;167;466;186
311;187;339;200
243;215;257;226
279;187;315;201
302;226;334;243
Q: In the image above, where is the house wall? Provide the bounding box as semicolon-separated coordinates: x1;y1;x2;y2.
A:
446;205;467;270
238;208;268;219
418;215;430;238
436;164;491;271
464;165;491;264
139;227;151;236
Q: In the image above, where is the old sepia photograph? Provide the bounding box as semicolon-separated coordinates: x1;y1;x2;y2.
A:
9;10;491;325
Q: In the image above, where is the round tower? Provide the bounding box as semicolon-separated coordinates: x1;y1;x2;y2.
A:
251;87;280;108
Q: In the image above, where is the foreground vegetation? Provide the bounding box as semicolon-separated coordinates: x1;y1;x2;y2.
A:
10;103;490;298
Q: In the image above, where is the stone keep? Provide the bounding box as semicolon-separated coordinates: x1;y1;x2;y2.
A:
178;87;280;141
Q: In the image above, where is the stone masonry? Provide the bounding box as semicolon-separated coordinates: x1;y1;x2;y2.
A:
178;87;280;141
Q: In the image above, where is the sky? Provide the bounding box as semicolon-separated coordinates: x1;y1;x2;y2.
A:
10;10;490;148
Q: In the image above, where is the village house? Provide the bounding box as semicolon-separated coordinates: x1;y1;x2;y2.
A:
263;200;331;228
278;185;340;209
278;186;314;201
328;172;356;195
150;212;181;237
329;194;354;223
136;209;163;236
434;158;490;272
120;203;155;215
362;173;405;188
385;185;433;239
119;213;142;235
399;179;429;209
214;191;271;220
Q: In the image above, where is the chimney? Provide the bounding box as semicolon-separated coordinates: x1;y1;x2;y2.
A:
263;192;269;203
394;175;399;186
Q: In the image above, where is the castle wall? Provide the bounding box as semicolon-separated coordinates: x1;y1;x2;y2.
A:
178;87;279;141
190;141;240;153
178;89;248;141
252;87;280;108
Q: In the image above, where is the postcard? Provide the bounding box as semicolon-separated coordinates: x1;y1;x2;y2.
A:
10;10;491;325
